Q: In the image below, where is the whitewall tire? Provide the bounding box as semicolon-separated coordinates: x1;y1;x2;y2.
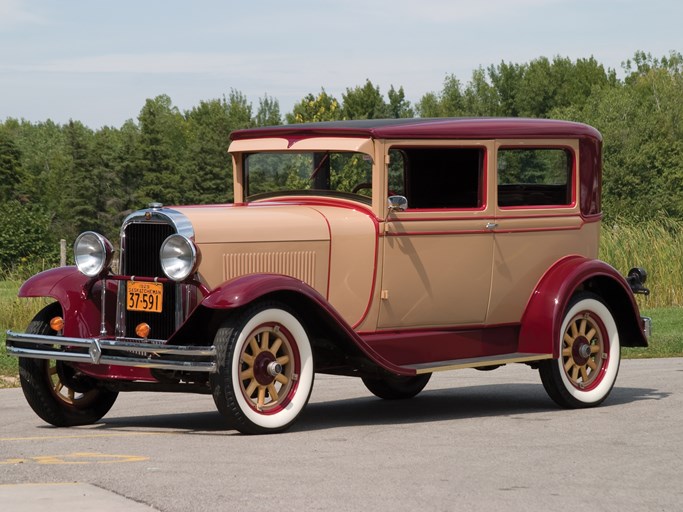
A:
539;292;620;408
212;301;314;434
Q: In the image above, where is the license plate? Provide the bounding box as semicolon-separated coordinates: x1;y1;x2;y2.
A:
126;281;163;313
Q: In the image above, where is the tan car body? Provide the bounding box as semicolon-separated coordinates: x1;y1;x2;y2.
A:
223;136;595;334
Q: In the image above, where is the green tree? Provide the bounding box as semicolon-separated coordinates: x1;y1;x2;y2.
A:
0;201;58;271
416;74;465;117
0;128;24;202
286;89;341;123
487;61;525;116
184;98;234;204
553;51;683;221
116;120;143;217
224;89;254;130
137;95;187;206
387;85;414;118
255;94;282;126
61;120;101;239
462;67;501;116
341;80;389;119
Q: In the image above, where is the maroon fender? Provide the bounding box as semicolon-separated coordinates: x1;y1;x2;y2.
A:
17;266;116;338
519;255;648;356
189;273;415;376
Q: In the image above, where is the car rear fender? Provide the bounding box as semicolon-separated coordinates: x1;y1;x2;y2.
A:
518;255;648;357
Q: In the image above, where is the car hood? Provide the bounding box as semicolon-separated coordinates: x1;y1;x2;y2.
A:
173;204;330;244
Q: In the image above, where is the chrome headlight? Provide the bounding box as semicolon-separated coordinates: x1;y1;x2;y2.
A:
160;234;198;281
74;232;113;277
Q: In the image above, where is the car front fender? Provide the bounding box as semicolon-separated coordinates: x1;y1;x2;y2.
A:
170;273;415;376
17;266;116;338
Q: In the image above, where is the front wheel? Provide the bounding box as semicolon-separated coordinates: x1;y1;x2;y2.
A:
539;292;620;408
18;303;118;427
211;301;314;434
362;373;432;400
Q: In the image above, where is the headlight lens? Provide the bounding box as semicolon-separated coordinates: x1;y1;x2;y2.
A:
160;234;197;281
74;232;113;277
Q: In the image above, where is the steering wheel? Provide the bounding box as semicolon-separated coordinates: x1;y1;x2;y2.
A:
352;182;372;194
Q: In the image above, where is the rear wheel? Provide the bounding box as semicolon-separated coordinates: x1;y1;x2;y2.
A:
539;292;620;408
18;303;118;426
362;373;431;400
211;301;314;434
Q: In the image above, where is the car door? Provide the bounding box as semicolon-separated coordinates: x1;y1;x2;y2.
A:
377;142;495;329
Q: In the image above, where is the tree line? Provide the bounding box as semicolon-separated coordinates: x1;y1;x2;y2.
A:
1;50;681;273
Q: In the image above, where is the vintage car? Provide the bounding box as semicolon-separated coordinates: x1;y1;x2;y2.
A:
6;118;651;434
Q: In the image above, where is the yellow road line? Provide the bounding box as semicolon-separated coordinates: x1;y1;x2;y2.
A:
0;431;171;442
1;452;149;465
0;482;79;488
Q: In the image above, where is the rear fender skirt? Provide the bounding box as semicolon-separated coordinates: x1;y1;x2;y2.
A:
17;266;117;338
180;273;416;376
519;255;648;356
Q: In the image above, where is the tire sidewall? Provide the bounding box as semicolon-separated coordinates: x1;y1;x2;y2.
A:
19;303;118;427
555;296;620;405
228;307;314;432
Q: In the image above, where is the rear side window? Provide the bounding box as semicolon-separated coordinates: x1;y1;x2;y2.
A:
497;148;573;207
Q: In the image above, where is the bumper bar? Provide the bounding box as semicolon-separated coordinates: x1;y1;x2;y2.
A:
5;330;216;373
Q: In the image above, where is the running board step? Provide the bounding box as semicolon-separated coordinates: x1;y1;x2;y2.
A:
404;352;553;374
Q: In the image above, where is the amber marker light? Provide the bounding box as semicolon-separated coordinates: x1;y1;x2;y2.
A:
135;323;151;339
49;317;64;332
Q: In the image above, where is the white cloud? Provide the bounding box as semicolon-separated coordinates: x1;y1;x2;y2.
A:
32;52;250;74
0;0;45;27
360;0;569;23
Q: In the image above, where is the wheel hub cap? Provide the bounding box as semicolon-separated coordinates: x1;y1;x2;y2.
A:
561;312;606;389
238;324;296;412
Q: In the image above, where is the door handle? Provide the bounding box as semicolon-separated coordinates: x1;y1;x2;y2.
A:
485;222;498;230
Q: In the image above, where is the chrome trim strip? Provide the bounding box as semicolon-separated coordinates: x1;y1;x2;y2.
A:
5;330;216;373
404;352;553;374
121;207;195;240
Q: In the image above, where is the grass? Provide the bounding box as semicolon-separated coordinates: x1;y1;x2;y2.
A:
624;307;683;359
1;280;49;387
601;218;683;308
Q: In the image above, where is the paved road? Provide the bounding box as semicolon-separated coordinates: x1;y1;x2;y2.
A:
1;358;681;512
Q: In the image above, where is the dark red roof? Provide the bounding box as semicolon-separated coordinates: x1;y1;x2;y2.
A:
230;118;602;141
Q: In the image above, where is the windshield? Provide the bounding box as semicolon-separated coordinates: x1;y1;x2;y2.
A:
245;151;373;203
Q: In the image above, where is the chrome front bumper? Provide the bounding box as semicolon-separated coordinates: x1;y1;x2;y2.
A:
5;330;216;373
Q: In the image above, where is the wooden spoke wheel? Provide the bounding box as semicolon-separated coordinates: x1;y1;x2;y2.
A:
212;301;314;434
539;292;620;408
561;310;606;390
238;324;297;413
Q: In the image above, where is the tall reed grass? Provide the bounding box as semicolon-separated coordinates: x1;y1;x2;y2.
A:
600;218;683;308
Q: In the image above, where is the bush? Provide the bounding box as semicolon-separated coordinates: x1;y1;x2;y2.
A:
0;201;59;277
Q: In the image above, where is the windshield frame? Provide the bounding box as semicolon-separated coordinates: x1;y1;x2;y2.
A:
229;137;376;205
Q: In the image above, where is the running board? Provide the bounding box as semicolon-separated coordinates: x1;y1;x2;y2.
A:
404;352;553;374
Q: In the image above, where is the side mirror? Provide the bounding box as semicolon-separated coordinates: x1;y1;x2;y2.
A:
387;195;408;212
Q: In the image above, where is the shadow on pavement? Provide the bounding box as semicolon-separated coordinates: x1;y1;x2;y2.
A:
81;382;668;435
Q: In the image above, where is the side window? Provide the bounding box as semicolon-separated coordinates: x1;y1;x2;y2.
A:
388;147;484;209
497;148;573;207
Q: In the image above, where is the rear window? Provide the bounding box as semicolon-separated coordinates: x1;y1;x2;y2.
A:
497;148;573;207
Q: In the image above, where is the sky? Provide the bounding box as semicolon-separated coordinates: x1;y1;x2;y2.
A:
1;0;682;129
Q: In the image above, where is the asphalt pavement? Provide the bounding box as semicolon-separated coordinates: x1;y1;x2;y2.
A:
1;358;681;512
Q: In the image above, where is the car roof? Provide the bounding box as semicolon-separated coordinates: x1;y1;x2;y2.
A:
230;118;602;141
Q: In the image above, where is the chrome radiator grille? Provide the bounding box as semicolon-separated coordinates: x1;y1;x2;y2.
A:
121;222;176;340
